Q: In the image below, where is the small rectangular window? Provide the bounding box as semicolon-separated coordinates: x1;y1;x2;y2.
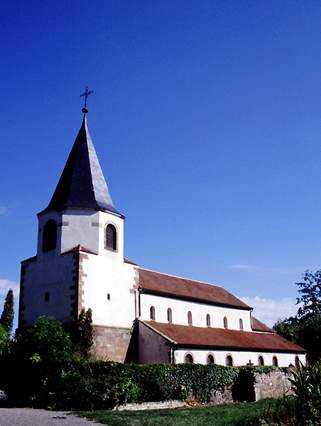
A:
45;292;50;301
107;293;110;300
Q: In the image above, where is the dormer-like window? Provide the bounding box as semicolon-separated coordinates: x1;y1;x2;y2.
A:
106;224;116;250
42;220;57;252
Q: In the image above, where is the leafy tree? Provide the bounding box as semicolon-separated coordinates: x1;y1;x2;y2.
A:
273;316;301;343
14;316;72;364
274;269;321;362
0;289;14;335
69;308;93;358
296;269;321;320
0;324;8;355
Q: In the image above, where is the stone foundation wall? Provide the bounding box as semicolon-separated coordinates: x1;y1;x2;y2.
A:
111;369;294;411
211;386;234;404
92;325;136;363
254;369;293;401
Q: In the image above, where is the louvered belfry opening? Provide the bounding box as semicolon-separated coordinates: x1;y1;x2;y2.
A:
106;224;116;250
42;219;57;252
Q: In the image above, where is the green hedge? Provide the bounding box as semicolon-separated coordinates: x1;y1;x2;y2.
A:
0;359;279;410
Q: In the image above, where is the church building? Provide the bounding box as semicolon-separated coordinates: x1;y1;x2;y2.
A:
19;108;306;367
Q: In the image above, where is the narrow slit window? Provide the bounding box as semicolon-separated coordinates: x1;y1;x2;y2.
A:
150;306;155;320
167;308;172;323
206;314;211;327
223;316;228;329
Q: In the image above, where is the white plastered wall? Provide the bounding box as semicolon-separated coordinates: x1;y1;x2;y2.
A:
140;293;252;331
21;251;76;326
78;210;136;328
24;208;136;329
174;348;306;367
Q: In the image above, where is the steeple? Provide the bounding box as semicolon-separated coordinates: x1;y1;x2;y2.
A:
42;113;119;215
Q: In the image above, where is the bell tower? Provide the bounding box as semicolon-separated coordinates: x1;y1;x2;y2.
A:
19;105;137;361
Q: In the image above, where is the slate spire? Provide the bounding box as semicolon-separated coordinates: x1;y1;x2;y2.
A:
43;113;119;215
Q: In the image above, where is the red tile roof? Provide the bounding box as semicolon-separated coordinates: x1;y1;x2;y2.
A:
138;268;251;310
141;320;306;353
252;316;273;333
62;244;97;255
124;257;139;265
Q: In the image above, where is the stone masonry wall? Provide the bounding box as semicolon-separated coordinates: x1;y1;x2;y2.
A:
254;369;294;401
92;325;134;363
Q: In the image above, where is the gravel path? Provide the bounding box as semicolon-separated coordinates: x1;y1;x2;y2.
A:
0;408;106;426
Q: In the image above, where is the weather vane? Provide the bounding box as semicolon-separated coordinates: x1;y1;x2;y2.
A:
80;86;93;112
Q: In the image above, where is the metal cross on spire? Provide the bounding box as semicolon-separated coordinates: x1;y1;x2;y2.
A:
80;86;93;113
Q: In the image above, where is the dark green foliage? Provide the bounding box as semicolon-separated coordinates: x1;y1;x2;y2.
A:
14;316;72;364
0;324;8;355
0;316;72;407
69;308;93;359
273;316;301;343
0;289;14;336
0;359;240;410
232;368;255;402
273;269;321;362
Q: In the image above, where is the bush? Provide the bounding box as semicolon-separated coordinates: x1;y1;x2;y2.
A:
0;317;72;406
13;361;239;410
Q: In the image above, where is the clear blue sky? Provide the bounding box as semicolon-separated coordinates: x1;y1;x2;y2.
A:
2;0;321;329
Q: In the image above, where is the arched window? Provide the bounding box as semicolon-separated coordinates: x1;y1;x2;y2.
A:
167;308;172;323
106;224;117;250
206;314;211;327
223;316;228;329
226;355;233;366
42;220;57;252
150;306;155;320
187;311;193;325
185;353;194;363
295;356;300;367
258;356;264;366
272;356;278;367
207;354;214;364
239;318;243;330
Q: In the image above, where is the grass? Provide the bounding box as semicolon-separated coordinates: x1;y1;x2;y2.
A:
75;398;278;426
